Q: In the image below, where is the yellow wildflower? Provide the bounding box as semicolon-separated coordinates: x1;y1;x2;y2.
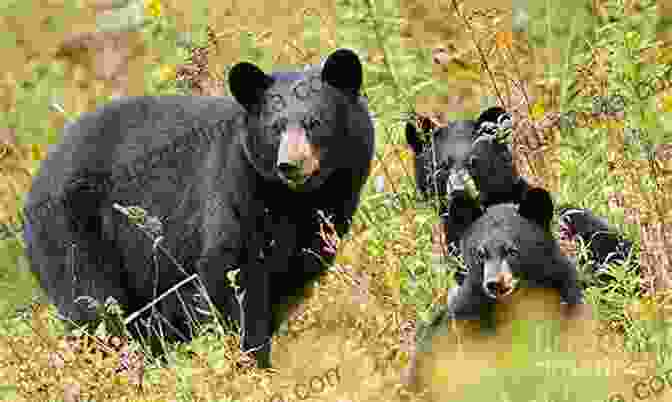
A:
30;143;46;161
660;95;672;113
145;0;162;18
158;65;176;82
530;100;545;121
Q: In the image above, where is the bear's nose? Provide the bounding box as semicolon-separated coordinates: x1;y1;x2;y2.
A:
485;280;502;297
484;277;514;299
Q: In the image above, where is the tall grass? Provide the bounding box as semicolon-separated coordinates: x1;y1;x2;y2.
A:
0;0;670;401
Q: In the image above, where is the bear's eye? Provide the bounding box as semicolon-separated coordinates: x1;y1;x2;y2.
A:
506;246;519;258
467;155;478;170
304;115;322;131
272;118;288;135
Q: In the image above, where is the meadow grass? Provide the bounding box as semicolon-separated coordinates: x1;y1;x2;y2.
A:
0;0;670;401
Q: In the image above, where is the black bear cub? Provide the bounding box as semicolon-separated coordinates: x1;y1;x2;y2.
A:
406;107;531;284
416;187;584;346
558;206;638;285
406;106;528;206
23;49;374;368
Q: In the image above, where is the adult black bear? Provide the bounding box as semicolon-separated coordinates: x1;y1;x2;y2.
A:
558;206;638;286
23;49;375;368
406;107;531;284
416;187;584;347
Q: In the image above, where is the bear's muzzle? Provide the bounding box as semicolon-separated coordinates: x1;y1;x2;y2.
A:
277;126;321;185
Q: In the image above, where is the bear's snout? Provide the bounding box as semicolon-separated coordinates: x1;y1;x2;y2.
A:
446;167;479;200
483;260;517;299
277;126;320;184
484;272;515;299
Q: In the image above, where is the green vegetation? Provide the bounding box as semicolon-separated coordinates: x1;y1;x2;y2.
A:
0;0;670;401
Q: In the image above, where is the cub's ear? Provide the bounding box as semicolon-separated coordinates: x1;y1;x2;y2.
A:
321;48;363;96
476;106;510;127
406;122;424;154
557;204;583;218
519;187;554;232
475;106;512;136
229;62;275;112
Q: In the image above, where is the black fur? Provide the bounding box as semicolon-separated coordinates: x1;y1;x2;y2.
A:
23;49;374;368
417;187;583;346
406;107;530;285
558;206;637;285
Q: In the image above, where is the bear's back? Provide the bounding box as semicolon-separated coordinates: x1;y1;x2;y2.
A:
26;95;243;207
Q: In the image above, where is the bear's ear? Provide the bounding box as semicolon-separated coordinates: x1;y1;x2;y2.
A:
321;48;363;95
475;106;511;137
476;106;509;127
557;205;583;218
229;62;275;112
519;187;554;232
406;122;424;153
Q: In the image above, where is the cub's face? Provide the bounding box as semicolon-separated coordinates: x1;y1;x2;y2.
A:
405;107;516;205
462;204;553;301
406;120;476;201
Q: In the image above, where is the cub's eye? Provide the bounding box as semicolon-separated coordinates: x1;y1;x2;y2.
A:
467;155;478;170
435;157;454;172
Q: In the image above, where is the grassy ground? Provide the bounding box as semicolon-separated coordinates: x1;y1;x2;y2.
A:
0;0;671;401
